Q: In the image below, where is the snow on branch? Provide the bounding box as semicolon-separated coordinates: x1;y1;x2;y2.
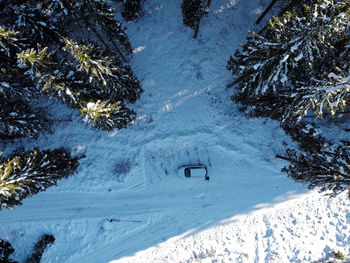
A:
228;0;350;121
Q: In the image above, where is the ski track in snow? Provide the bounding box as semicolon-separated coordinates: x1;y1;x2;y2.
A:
1;0;350;262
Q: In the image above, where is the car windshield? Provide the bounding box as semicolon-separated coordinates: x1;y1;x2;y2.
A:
184;168;191;177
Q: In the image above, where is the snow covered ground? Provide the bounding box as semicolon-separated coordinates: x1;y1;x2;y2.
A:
1;0;349;262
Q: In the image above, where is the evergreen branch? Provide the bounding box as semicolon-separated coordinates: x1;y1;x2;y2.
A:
0;148;80;209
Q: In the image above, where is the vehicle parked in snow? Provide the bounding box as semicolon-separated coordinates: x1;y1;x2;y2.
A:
178;165;209;180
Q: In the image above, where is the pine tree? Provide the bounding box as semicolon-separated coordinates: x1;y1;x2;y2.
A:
0;0;142;132
31;38;141;129
181;0;210;38
41;0;133;60
256;0;316;25
0;239;17;263
0;93;49;140
280;118;326;152
80;100;135;130
122;0;143;21
0;26;49;139
62;38;141;104
25;234;55;263
0;148;79;209
228;0;350;122
277;143;350;198
112;0;143;21
8;3;61;46
0;0;141;210
227;0;350;197
276;117;350;197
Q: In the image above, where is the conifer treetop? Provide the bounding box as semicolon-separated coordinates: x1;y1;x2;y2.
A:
228;0;350;121
0;148;79;209
0;0;142;132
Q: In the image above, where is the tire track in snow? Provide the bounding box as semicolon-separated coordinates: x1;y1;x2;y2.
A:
0;188;214;223
74;213;166;263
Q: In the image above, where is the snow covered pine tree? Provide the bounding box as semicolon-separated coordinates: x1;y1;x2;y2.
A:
227;0;350;122
0;0;142;131
227;0;350;196
0;148;79;209
0;0;142;208
25;234;55;263
0;239;17;263
181;0;210;38
0;6;82;210
0;26;49;140
114;0;143;21
278;142;350;198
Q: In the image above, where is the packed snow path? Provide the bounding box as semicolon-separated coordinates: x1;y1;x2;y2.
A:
1;1;349;262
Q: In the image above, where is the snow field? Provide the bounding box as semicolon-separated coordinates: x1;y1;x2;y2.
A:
116;191;350;263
